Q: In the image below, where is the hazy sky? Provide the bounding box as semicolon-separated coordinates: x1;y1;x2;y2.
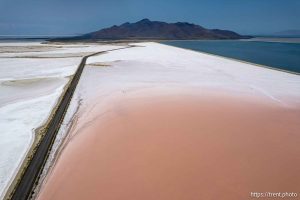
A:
0;0;299;36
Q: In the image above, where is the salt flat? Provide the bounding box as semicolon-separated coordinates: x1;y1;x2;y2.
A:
0;41;123;198
87;42;300;106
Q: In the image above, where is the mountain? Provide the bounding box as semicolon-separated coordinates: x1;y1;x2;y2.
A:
76;19;251;40
273;29;300;37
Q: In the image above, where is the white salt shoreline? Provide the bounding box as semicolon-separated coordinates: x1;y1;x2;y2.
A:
87;42;300;106
160;42;300;76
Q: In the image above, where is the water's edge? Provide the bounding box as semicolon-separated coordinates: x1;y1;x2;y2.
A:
161;39;300;74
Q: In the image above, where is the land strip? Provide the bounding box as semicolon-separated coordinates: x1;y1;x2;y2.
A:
7;45;131;200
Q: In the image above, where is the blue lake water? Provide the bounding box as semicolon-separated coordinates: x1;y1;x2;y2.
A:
162;39;300;74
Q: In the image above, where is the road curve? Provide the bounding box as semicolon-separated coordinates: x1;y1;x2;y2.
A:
9;45;131;200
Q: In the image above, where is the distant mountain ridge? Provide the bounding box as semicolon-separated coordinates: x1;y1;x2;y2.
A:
75;19;251;40
273;29;300;37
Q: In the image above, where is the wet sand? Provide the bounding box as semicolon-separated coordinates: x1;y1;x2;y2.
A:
38;93;300;200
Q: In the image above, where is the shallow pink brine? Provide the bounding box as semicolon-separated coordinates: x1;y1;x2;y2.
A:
37;92;300;200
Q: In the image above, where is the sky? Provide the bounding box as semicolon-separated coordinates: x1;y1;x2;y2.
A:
0;0;299;36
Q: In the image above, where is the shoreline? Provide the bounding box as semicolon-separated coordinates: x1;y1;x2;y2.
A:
46;38;300;75
159;42;300;76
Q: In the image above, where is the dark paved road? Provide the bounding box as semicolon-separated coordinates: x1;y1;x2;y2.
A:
10;46;131;200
